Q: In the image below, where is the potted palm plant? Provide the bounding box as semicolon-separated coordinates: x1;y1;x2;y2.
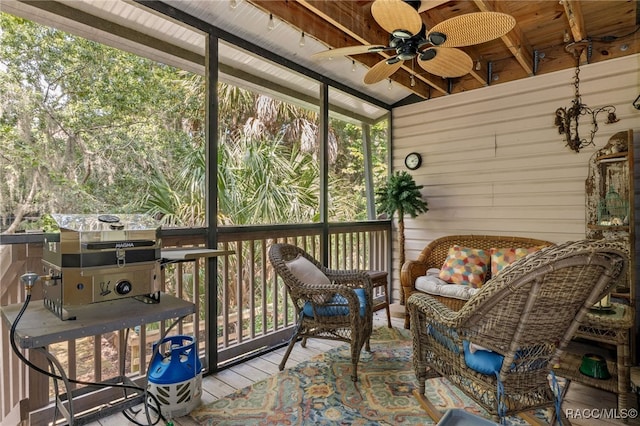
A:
376;171;428;305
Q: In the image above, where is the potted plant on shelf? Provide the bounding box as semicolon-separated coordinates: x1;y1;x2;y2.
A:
376;171;428;306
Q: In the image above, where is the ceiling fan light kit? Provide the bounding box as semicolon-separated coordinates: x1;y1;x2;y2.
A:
427;32;447;46
311;0;516;86
392;29;415;40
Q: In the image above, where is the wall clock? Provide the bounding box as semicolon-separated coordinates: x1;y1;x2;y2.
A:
404;152;422;170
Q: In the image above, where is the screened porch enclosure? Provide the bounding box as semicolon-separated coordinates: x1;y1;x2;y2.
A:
0;2;396;422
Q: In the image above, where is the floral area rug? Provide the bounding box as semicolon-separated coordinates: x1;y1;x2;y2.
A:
190;327;550;425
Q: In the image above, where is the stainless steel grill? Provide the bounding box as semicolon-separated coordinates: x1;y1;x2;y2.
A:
42;214;161;319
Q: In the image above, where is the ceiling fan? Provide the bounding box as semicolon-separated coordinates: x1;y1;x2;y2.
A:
311;0;516;84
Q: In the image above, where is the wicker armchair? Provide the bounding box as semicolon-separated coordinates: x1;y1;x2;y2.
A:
407;239;627;422
269;243;373;381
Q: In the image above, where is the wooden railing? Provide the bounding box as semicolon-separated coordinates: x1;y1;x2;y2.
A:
0;221;391;423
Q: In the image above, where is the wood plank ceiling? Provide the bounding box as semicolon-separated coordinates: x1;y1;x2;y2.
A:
249;0;640;100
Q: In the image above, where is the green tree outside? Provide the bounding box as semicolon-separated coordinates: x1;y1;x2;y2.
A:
0;12;389;343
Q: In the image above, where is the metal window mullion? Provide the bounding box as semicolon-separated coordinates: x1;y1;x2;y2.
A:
205;31;219;373
319;83;329;266
177;262;184;335
193;258;201;356
363;123;375;220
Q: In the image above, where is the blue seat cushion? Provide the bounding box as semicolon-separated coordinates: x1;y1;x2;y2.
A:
303;288;366;318
463;340;504;375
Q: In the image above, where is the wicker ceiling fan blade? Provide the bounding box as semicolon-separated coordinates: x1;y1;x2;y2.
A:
418;47;473;78
428;12;516;48
371;0;423;37
363;58;404;84
311;44;388;59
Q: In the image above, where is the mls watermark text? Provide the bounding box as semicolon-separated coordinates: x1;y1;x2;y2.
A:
565;408;638;420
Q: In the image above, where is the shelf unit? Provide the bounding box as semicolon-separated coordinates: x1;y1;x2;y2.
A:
585;130;635;300
557;129;638;416
554;303;634;415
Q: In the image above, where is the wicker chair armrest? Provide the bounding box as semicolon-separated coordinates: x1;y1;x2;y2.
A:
296;281;352;298
407;292;466;329
324;270;373;290
326;272;374;316
400;260;428;293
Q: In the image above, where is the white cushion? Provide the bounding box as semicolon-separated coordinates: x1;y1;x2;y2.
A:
469;342;492;353
284;255;331;285
415;274;479;301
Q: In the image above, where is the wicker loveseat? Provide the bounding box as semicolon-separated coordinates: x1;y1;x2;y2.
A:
400;235;554;328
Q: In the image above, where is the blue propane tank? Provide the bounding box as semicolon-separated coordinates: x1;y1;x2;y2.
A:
147;335;202;418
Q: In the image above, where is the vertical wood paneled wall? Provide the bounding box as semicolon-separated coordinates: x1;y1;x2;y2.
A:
391;53;640;303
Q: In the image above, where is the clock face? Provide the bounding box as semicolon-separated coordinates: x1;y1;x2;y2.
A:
405;152;422;170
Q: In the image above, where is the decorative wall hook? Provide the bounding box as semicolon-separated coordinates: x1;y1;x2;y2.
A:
554;41;619;153
633;94;640;110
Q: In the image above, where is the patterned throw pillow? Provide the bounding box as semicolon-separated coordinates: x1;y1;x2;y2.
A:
490;246;543;276
438;246;490;288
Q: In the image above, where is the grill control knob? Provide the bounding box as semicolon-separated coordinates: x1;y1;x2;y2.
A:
115;280;132;295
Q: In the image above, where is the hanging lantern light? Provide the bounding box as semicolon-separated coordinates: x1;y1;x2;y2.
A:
554;41;619;153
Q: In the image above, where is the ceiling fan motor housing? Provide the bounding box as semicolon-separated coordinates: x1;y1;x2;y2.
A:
404;0;421;11
397;42;418;60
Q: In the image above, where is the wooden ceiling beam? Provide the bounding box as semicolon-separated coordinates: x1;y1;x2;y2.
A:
562;0;587;42
418;0;450;13
474;0;535;76
561;0;588;63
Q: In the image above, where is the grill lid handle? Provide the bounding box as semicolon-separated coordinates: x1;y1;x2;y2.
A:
83;240;156;250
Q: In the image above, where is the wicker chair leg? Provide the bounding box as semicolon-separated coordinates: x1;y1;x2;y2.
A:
279;333;299;371
351;341;363;382
558;412;572;426
418;377;426;395
547;401;572;426
351;360;358;382
279;313;306;371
